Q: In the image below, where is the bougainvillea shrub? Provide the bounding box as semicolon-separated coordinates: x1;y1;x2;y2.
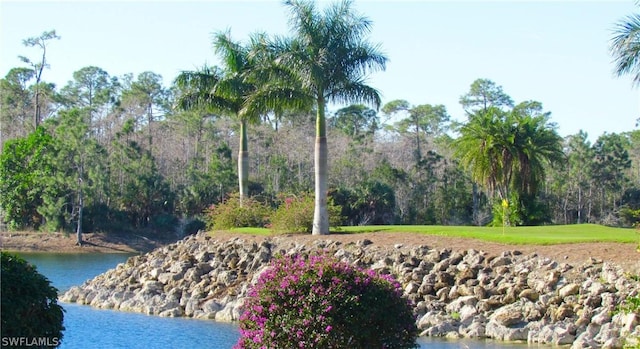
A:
235;253;418;349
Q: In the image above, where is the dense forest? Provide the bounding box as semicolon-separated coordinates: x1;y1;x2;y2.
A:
2;2;640;238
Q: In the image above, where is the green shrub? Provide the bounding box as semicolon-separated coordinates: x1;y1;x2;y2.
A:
236;253;418;348
205;193;271;229
620;207;640;227
269;192;343;233
1;252;64;347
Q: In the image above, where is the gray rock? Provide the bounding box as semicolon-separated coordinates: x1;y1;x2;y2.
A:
559;283;581;298
458;304;479;324
591;308;612;325
570;324;599;349
490;256;511;268
519;289;539;301
446;295;478;313
420;321;458;337
460;320;486;338
595;323;620;347
405;281;419;294
486;321;528;341
417;311;447;330
551;325;576;345
491;308;523;327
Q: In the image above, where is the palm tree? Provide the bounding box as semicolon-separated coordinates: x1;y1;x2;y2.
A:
510;101;564;198
610;3;640;86
453;107;514;202
175;31;265;201
268;0;387;235
453;102;563;225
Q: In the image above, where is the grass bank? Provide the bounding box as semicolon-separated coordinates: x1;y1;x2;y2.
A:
222;224;638;245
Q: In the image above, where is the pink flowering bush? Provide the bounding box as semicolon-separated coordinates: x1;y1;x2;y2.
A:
235;253;418;348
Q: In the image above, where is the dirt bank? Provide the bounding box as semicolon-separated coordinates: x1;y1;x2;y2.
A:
0;231;174;254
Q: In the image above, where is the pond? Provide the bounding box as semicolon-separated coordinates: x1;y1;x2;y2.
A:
18;252;539;349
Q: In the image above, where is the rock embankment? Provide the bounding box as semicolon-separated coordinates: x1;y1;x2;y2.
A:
62;232;640;348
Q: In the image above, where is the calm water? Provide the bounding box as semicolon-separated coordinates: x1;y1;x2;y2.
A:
19;252;538;349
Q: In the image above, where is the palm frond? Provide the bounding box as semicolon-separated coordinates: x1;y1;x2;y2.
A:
610;12;640;86
173;67;221;111
213;31;249;74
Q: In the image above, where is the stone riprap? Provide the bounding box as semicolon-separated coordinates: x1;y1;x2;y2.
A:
61;232;640;348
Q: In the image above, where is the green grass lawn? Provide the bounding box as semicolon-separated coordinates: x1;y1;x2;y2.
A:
220;224;638;245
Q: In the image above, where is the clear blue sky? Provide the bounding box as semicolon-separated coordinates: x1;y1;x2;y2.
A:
1;1;638;141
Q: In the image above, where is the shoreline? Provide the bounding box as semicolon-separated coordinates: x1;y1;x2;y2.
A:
60;232;640;348
0;231;177;254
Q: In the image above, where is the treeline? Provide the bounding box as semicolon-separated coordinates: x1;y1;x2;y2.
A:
1;28;639;236
1;64;638;234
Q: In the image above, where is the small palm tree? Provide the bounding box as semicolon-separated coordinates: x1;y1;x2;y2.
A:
453;102;563;225
268;0;387;235
510;101;564;198
610;3;640;86
454;107;514;201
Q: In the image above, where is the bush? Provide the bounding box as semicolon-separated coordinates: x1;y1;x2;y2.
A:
620;206;640;228
1;252;64;347
269;192;343;233
235;253;418;349
205;193;271;229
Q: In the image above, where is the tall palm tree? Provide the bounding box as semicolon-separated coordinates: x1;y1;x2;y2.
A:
268;0;387;235
610;3;640;86
175;31;265;201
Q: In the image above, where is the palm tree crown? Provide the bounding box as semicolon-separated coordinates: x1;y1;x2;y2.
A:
174;31;268;200
270;0;387;235
275;0;387;112
611;5;640;86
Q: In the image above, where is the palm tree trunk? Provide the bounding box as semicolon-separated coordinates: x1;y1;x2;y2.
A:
472;182;479;225
238;119;249;204
313;100;329;235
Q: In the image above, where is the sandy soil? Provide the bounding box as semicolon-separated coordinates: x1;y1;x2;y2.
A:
2;230;639;274
0;231;173;254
